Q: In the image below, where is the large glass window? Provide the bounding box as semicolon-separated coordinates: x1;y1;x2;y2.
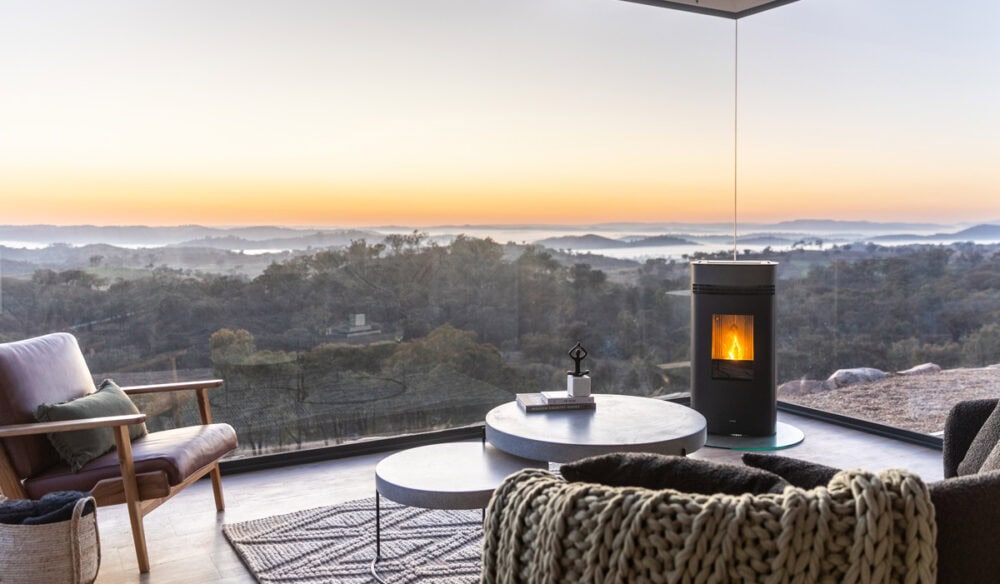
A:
1;0;997;457
775;244;1000;434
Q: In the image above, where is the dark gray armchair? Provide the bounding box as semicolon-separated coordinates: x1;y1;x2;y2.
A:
483;399;1000;583
932;398;1000;584
741;399;1000;583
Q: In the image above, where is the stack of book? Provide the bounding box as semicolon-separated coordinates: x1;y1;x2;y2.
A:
516;391;596;413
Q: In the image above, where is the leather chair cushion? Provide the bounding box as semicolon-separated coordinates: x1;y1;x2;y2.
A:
23;423;237;499
0;333;97;478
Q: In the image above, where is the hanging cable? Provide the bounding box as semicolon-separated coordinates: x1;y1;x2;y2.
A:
733;19;739;262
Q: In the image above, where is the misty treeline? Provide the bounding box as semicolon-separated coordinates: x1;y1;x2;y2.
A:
1;237;998;454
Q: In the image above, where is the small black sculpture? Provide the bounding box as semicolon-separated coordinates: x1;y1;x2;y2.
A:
568;341;590;377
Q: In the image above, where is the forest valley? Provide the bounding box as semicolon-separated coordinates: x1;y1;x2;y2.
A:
2;236;998;455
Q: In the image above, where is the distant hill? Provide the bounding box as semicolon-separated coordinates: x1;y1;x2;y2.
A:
2;221;986;252
535;234;631;249
506;244;640;273
953;224;1000;240
170;236;257;250
172;229;379;251
692;234;797;246
0;225;214;246
0;241;297;279
535;234;696;250
869;224;1000;243
636;235;698;247
734;235;796;246
768;219;946;233
0;225;385;250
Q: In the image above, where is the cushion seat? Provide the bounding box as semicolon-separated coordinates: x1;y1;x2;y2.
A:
24;423;237;499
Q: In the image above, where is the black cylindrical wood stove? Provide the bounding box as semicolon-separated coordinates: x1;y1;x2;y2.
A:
690;260;777;437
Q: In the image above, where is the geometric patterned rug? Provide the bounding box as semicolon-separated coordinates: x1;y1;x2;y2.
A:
222;497;481;583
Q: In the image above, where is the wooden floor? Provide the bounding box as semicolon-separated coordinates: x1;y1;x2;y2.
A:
95;411;944;583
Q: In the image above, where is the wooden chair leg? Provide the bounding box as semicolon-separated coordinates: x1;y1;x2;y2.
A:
0;445;28;499
210;464;225;511
196;387;227;512
113;426;150;573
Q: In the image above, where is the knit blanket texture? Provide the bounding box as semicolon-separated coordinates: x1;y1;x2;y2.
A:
482;468;937;584
0;491;95;525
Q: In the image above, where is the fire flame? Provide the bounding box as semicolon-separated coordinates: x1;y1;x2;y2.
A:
727;325;744;360
712;314;754;361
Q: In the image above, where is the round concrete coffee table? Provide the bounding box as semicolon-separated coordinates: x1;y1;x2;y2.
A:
485;394;707;463
374;441;545;510
371;441;545;583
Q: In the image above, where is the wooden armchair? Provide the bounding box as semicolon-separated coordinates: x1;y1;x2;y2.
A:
0;333;238;573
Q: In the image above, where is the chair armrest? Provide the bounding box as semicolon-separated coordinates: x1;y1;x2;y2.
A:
0;414;148;438
931;470;1000;582
943;398;999;478
122;379;223;425
120;379;223;395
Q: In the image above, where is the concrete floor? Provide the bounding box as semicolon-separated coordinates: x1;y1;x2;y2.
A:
94;410;944;583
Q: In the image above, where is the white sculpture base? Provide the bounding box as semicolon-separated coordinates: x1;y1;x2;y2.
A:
567;375;591;397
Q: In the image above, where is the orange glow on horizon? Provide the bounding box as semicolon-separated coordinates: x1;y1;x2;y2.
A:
5;168;994;227
4;173;742;226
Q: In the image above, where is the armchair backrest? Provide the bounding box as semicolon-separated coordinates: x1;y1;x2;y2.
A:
943;398;999;478
0;333;97;478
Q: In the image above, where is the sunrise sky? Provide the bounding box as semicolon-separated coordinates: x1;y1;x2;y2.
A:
1;0;997;227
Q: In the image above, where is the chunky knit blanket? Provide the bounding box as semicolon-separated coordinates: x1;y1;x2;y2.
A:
482;468;937;584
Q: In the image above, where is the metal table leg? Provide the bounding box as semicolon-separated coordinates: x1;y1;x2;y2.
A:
370;490;387;584
371;490;489;584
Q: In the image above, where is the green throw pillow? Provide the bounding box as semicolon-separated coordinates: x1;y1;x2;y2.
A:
35;379;147;472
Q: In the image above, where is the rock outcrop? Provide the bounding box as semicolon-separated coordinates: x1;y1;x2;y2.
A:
827;367;889;388
898;363;941;376
777;366;1000;434
776;378;835;396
